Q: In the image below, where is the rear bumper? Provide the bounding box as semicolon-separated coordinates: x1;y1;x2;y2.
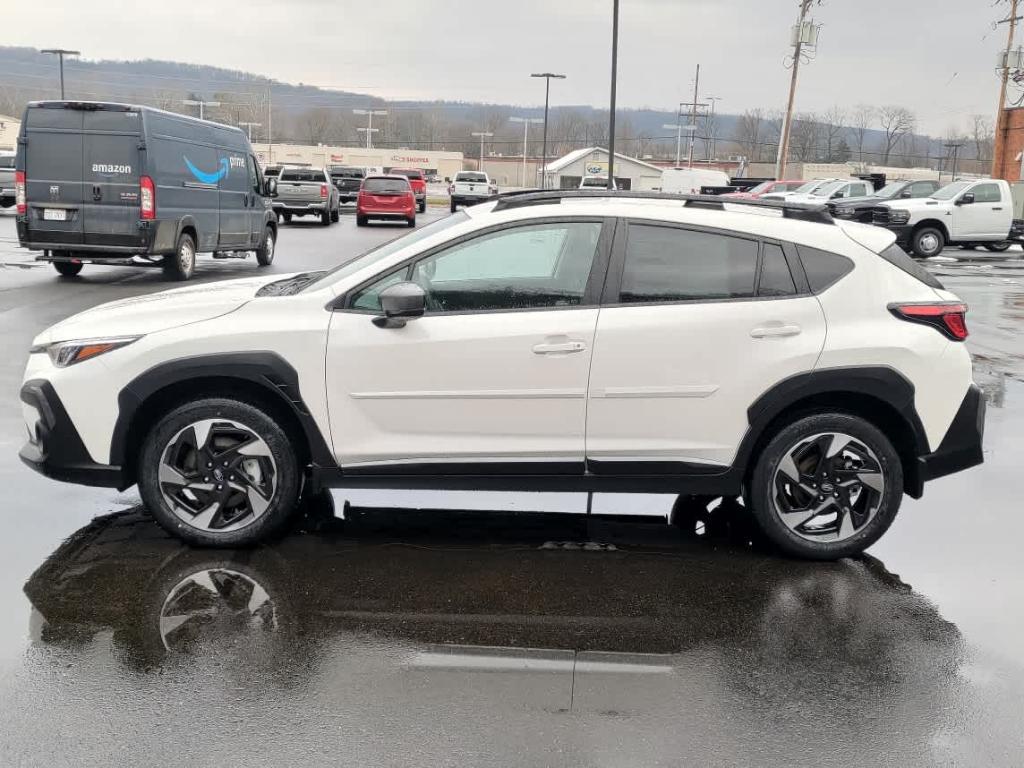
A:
17;216;155;255
273;202;329;215
19;380;126;489
358;207;414;218
451;195;492;206
914;383;985;491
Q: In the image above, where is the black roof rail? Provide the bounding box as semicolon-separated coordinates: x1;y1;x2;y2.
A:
491;189;834;225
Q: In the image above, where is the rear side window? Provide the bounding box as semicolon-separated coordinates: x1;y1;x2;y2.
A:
620;225;759;302
279;169;325;182
363;177;410;193
877;244;944;289
758;244;797;297
796;246;855;293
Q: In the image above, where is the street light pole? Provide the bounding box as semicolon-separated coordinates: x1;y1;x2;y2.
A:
182;99;221;120
472;131;494;172
531;72;566;189
239;122;262;141
607;0;619;190
354;109;388;149
510;117;543;188
41;49;80;99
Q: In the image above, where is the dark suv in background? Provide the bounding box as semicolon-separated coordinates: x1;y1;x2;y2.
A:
827;179;940;223
329;165;366;204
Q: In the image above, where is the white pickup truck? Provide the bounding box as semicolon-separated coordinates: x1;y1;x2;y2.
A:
449;171;497;213
872;178;1020;258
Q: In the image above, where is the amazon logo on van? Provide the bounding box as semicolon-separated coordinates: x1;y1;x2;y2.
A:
93;164;132;174
184;155;246;185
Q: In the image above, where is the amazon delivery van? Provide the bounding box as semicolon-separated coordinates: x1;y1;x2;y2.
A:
15;101;277;280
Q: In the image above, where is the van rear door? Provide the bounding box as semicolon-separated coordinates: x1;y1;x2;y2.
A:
82;109;143;247
23;105;86;247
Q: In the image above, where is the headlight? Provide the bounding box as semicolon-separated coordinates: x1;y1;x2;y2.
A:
887;209;911;225
29;336;141;368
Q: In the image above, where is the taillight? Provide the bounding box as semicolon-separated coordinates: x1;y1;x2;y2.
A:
15;171;26;214
889;302;968;341
140;175;156;220
320;184;328;199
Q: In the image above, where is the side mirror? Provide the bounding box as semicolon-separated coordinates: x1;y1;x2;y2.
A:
957;193;975;206
265;177;277;196
373;282;426;328
900;190;912;198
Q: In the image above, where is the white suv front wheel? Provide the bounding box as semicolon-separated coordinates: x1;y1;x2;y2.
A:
138;398;301;547
749;413;903;560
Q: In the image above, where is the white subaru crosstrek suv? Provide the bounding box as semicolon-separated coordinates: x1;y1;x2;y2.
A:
19;191;984;559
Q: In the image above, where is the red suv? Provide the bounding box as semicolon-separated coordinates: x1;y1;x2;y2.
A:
389;168;427;213
356;175;416;227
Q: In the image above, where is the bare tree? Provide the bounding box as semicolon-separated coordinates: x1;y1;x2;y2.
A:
822;105;847;162
789;112;823;162
878;106;915;164
850;104;875;163
970;114;994;163
296;108;333;145
733;108;764;162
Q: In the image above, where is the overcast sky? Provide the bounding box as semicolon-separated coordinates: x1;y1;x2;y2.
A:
5;0;1009;133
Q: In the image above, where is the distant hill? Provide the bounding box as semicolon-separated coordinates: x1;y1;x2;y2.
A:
0;46;965;169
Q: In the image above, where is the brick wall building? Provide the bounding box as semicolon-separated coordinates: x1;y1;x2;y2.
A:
993;107;1024;181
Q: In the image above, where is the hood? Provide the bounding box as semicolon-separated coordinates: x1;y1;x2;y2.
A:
34;272;299;346
876;197;945;212
830;194;883;208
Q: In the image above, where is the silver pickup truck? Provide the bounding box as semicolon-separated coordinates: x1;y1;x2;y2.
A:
272;167;340;226
0;151;15;209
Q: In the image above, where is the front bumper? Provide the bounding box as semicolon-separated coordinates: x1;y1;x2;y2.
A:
914;383;985;492
19;380;126;489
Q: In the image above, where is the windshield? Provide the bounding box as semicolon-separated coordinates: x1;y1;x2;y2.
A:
363;177;411;193
302;211;470;292
874;182;905;199
280;169;326;182
931;181;972;200
791;180;822;194
745;181;773;194
810;181;844;198
0;155;14;169
456;172;487;182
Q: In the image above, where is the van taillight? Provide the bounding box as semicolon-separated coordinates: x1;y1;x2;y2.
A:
140;176;156;220
15;171;26;214
320;184;328;199
889;302;968;341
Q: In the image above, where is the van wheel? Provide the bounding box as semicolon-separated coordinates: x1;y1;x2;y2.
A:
356;215;368;227
911;226;945;259
138;398;301;547
331;208;340;223
320;210;331;226
748;413;903;560
256;227;275;266
53;261;83;277
985;241;1012;252
163;233;196;281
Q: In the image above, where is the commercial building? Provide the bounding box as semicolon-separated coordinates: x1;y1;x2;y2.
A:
540;147;665;191
251;143;463;179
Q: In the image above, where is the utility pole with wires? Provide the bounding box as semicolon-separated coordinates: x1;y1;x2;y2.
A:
182;98;220;121
239;122;261;141
41;49;80;100
775;0;820;180
354;109;387;149
993;0;1022;177
472;131;493;171
267;90;274;166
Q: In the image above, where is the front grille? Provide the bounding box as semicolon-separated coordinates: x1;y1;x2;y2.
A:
872;207;892;224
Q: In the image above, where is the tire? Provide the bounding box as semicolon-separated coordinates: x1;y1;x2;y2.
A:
418;200;426;213
163;232;196;281
985;241;1011;252
450;201;457;213
256;226;275;266
138;398;302;548
53;260;83;277
748;413;903;560
910;226;945;259
282;213;292;223
407;215;416;228
356;215;368;227
331;208;340;223
320;210;331;226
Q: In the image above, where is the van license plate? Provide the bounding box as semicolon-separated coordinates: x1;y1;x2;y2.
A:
43;209;67;222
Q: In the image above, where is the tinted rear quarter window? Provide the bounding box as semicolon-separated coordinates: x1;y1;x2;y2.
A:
796;245;855;293
758;244;797;296
620;225;759;302
877;244;944;289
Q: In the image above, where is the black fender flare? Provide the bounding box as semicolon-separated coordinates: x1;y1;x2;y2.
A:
110;352;335;483
173;215;200;250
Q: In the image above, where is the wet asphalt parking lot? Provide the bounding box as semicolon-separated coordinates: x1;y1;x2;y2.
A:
1;206;1024;766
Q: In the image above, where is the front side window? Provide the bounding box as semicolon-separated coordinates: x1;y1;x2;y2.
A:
620;225;759;302
247;156;261;194
409;221;603;313
970;183;1001;203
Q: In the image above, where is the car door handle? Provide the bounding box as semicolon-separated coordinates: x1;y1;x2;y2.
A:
750;324;802;338
993;206;1003;211
532;341;586;355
